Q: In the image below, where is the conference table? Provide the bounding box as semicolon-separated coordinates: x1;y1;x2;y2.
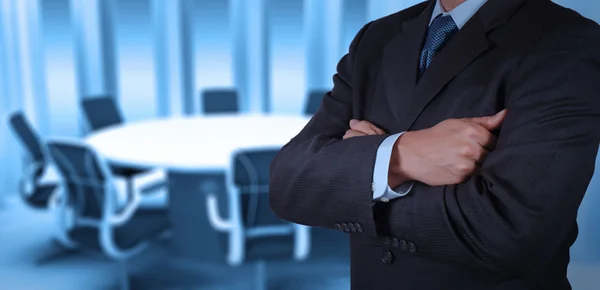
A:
85;114;310;260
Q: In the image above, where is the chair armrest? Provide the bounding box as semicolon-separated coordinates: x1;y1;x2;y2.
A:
19;160;43;197
293;224;311;261
22;159;42;179
38;165;61;184
109;189;142;226
133;169;167;192
206;193;233;231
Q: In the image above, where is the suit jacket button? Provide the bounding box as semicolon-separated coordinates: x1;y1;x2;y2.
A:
408;242;417;253
341;223;349;232
334;224;342;231
382;236;391;244
391;237;399;248
381;251;394;264
348;223;356;232
400;240;408;251
355;223;363;232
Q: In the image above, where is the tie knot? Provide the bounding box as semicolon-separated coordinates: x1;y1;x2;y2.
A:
419;14;458;74
429;14;458;39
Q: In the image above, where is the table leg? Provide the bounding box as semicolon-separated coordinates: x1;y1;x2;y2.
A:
168;171;228;261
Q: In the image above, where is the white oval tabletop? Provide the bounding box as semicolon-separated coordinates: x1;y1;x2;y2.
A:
85;114;310;171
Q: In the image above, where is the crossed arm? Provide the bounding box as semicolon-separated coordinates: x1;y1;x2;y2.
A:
269;24;600;274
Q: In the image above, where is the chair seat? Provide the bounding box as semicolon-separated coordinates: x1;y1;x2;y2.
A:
24;184;58;208
114;208;171;248
109;164;150;179
68;208;170;250
240;193;285;227
113;176;168;209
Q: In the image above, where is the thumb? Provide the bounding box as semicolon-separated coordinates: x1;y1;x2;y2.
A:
469;109;507;130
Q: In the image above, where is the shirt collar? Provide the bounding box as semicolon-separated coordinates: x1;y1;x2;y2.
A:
430;0;487;29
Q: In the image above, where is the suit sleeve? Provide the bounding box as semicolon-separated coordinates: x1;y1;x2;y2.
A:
269;22;389;236
386;25;600;275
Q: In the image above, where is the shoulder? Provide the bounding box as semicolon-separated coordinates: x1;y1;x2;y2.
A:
349;1;429;57
533;1;600;49
507;2;600;103
367;0;430;33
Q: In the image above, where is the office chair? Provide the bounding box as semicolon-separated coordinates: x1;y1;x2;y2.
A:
46;139;171;260
206;147;310;266
80;96;124;132
201;89;240;114
8;112;59;209
304;90;328;115
80;95;159;190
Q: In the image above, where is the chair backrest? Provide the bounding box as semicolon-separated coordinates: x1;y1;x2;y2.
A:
304;90;328;115
81;96;123;131
232;148;283;228
8;112;46;164
201;89;239;114
47;140;112;220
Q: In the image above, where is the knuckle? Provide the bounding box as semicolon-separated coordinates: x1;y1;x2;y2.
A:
455;162;475;174
451;174;468;184
455;163;468;172
463;124;480;136
460;145;474;156
474;150;485;161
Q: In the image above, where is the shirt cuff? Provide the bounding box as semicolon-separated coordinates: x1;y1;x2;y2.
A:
372;132;413;201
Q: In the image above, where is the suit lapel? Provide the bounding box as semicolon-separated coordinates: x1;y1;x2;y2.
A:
380;0;530;130
381;1;435;126
402;16;490;130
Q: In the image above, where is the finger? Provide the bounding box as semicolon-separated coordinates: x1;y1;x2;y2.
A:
477;130;498;151
349;120;385;135
462;123;496;150
343;129;367;139
483;134;497;150
458;143;489;162
475;148;490;165
344;130;366;139
448;160;477;183
350;120;379;134
467;109;507;131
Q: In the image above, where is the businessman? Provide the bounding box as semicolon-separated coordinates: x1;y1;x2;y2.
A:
269;0;600;289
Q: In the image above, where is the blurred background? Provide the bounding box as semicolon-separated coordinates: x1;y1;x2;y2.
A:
1;0;600;289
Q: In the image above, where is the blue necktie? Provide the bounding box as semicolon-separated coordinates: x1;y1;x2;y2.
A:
419;14;458;74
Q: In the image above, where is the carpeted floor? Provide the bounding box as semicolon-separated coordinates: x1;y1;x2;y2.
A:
1;195;599;290
0;195;351;290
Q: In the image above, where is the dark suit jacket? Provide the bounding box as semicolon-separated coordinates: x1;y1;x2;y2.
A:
269;0;600;289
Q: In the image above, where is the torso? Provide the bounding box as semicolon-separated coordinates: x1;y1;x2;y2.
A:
347;0;584;288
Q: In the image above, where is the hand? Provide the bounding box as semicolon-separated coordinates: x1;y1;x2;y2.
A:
343;119;385;139
391;110;507;187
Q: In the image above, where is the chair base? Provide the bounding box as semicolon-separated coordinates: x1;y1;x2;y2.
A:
23;184;58;209
67;208;170;259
